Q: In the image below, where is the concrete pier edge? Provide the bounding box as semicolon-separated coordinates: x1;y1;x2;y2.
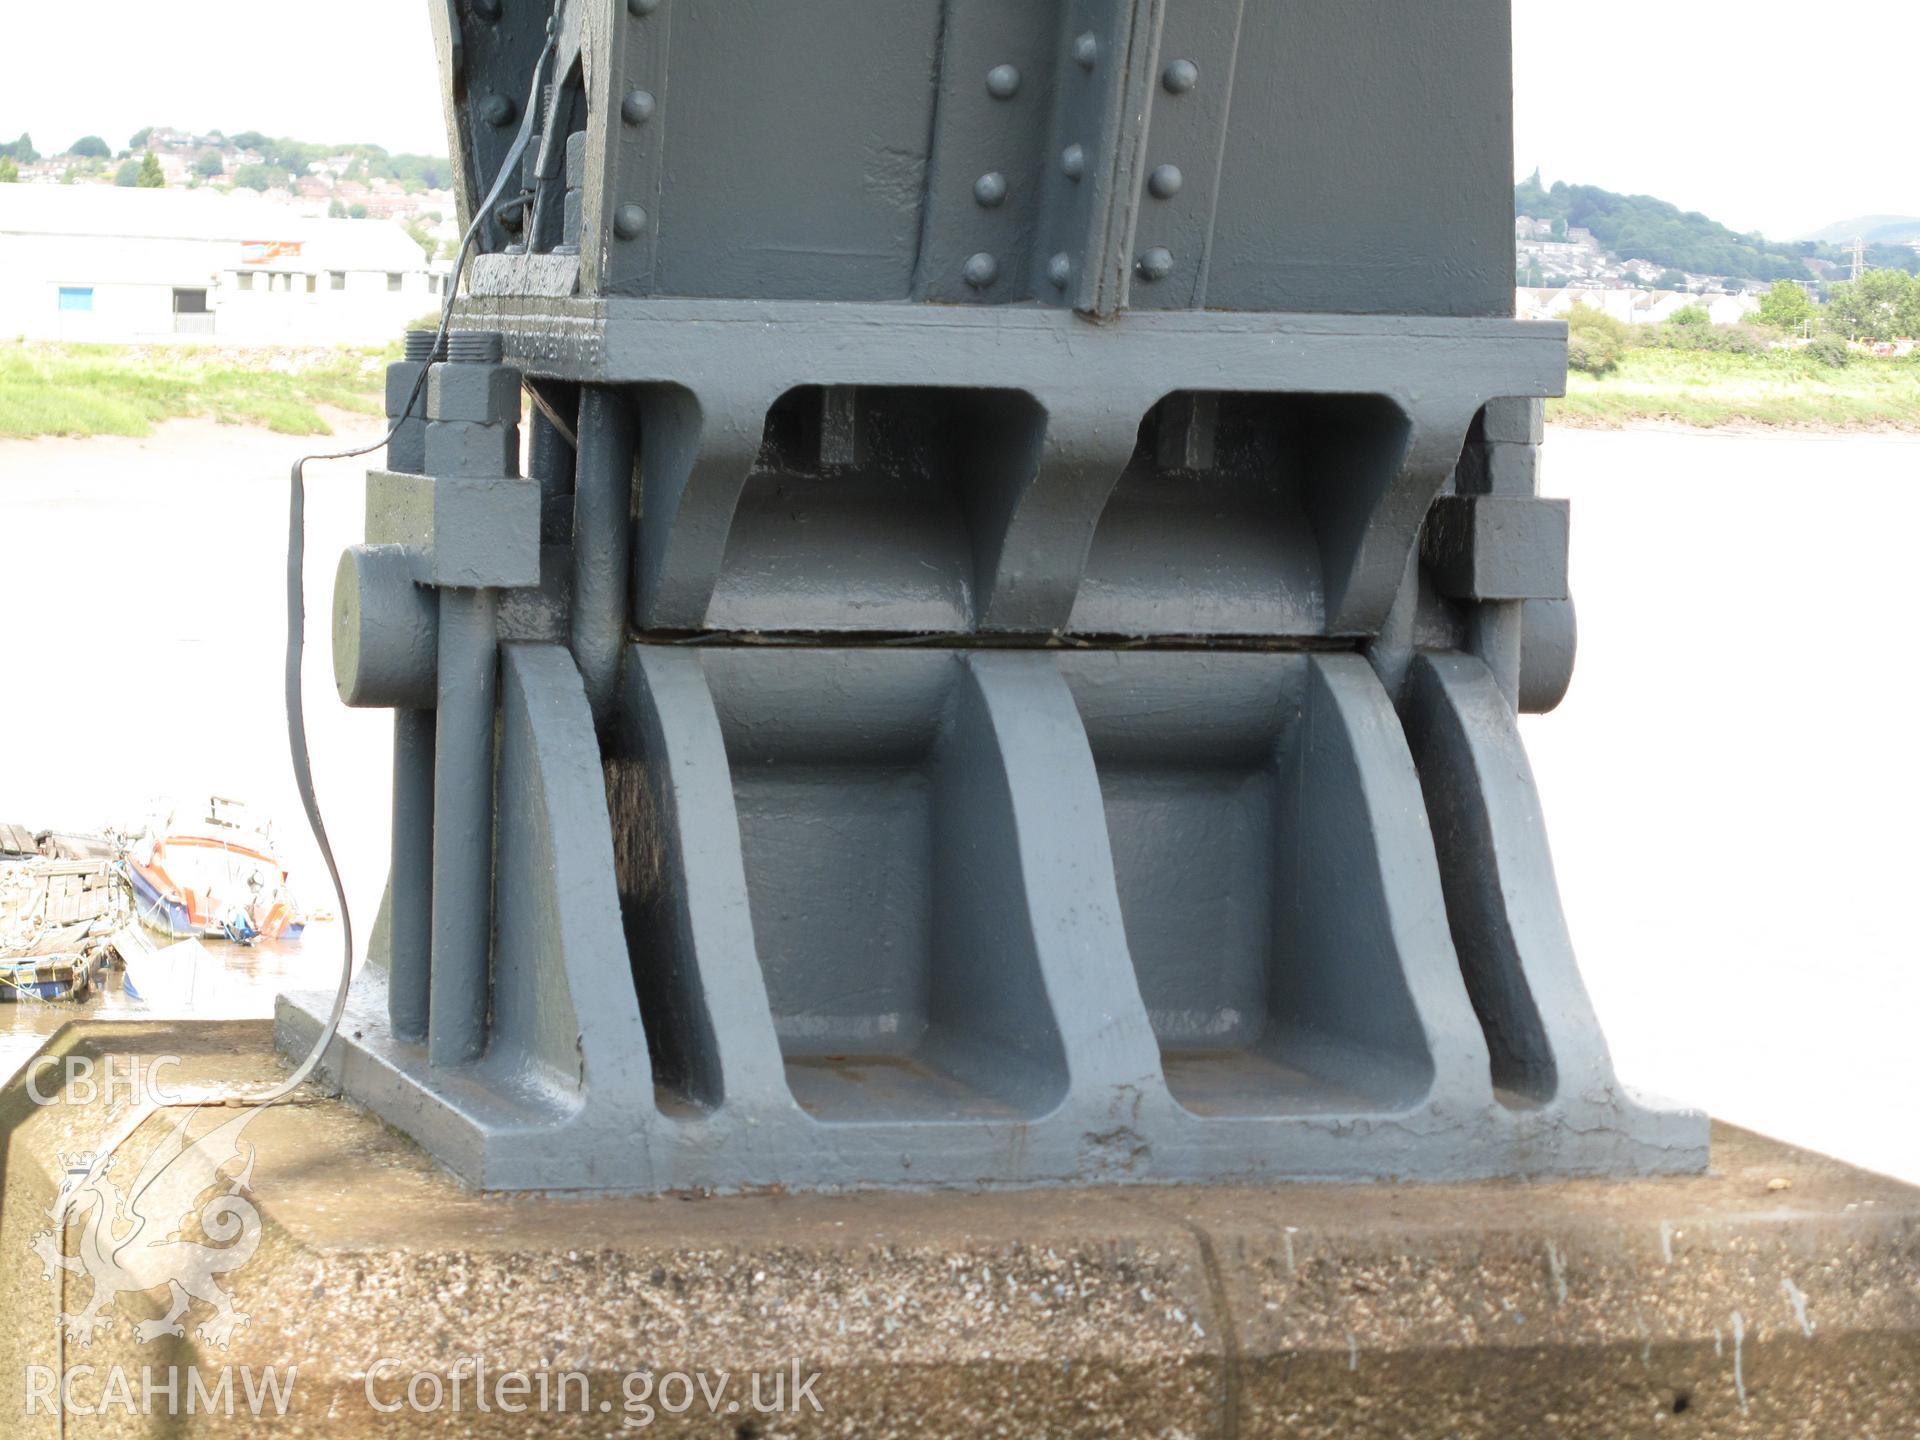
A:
4;1021;1917;1437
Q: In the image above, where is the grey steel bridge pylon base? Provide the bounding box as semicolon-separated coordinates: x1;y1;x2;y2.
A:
284;636;1701;1192
279;0;1704;1191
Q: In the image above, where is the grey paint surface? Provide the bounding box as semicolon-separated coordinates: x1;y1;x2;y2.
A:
289;644;1700;1189
452;0;1514;316
1204;0;1516;316
283;0;1705;1191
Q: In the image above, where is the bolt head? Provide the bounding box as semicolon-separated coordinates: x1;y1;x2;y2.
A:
425;419;520;479
1061;144;1086;181
1148;164;1184;199
1137;247;1174;281
1163;59;1199;93
963;252;999;289
1047;253;1073;289
1072;32;1099;69
973;172;1008;208
613;205;648;241
622;89;656;125
986;64;1021;99
428;362;519;423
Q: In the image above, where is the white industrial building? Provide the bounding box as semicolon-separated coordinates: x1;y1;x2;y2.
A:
0;186;449;346
1515;286;1762;327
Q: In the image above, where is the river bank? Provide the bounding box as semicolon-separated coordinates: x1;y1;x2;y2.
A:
0;340;388;439
1553;347;1919;430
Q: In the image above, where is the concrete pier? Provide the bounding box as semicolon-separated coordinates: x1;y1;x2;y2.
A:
5;1021;1917;1437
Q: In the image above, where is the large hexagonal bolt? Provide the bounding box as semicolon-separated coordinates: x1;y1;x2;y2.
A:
413;333;540;590
385;329;444;475
426;331;522;478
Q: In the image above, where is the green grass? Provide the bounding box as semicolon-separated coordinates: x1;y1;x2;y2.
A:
7;339;1915;441
1553;349;1920;431
0;342;388;439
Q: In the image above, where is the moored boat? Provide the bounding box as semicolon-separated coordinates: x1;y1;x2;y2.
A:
125;797;305;943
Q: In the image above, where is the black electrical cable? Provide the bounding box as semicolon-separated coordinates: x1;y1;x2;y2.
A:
267;23;558;1104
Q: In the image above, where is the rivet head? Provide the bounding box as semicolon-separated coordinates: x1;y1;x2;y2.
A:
479;93;516;128
621;89;656;125
472;0;503;19
1047;253;1072;289
1137;247;1174;281
1148;164;1184;199
986;64;1021;99
963;252;1000;289
1060;143;1085;181
973;172;1008;208
627;0;660;14
613;205;649;240
1163;59;1199;93
1072;32;1099;69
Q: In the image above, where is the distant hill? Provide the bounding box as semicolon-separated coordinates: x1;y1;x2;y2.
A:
1515;173;1920;282
1800;215;1920;247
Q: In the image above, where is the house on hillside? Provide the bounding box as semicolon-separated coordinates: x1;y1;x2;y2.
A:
0;185;447;345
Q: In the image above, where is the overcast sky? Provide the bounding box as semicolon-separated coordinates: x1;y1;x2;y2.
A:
1514;0;1918;238
4;2;1911;241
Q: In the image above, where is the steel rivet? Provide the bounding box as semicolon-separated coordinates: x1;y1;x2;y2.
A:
1137;247;1174;281
1061;144;1085;181
614;205;649;240
1148;164;1184;199
627;0;660;14
1047;253;1072;289
622;89;656;125
973;172;1008;208
472;0;503;19
1072;32;1099;69
986;64;1021;99
1163;59;1199;93
479;93;516;128
963;252;1000;288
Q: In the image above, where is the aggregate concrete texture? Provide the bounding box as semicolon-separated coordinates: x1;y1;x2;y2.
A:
3;1022;1916;1437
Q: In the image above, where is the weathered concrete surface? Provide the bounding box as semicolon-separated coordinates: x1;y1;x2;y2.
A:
4;1022;1917;1437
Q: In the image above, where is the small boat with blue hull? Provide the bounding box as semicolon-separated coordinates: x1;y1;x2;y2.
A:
126;798;306;944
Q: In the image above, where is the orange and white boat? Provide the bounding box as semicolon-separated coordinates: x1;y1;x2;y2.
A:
125;797;305;943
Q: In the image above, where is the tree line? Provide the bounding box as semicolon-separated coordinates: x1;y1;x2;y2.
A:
1565;276;1920;376
0;127;450;196
1517;172;1920;284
